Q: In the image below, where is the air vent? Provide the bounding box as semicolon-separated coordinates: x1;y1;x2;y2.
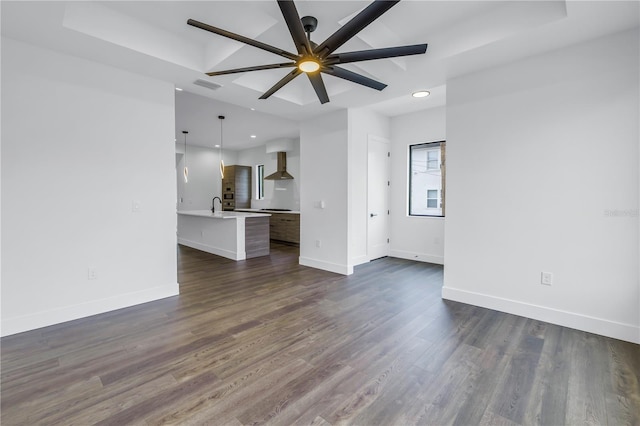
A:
193;79;222;91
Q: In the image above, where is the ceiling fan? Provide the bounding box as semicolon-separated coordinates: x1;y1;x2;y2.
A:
187;0;427;104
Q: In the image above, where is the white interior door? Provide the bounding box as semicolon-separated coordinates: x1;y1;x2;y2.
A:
367;135;390;261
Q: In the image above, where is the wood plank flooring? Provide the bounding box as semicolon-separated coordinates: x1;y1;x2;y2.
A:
2;243;639;425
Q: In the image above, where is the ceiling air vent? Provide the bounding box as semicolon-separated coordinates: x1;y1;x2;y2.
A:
193;79;222;91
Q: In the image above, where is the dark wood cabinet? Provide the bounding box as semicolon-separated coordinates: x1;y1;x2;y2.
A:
245;217;270;258
269;213;300;245
222;165;251;211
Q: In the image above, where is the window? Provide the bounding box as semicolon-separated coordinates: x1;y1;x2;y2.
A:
256;164;264;200
427;189;439;208
427;150;439;170
409;141;445;216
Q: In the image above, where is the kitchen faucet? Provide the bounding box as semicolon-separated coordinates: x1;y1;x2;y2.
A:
212;196;222;213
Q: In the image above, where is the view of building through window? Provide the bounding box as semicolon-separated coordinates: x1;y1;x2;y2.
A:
257;164;264;200
409;141;445;216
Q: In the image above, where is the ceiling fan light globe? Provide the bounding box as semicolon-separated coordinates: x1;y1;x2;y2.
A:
299;59;320;73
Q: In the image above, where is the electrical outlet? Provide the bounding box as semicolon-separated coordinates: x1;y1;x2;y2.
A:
132;200;141;212
88;267;97;280
541;272;553;286
315;239;321;248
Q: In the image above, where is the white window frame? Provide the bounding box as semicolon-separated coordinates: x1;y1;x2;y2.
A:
426;189;439;208
426;149;440;171
409;141;445;217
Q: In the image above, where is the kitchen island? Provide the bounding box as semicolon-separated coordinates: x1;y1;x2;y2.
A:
235;209;300;245
177;210;271;260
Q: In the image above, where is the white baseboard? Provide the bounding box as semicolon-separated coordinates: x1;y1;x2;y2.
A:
351;255;369;267
442;286;640;344
299;256;353;275
1;283;179;337
390;249;444;265
178;238;244;261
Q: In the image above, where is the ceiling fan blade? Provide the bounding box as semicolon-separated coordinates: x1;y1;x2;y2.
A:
323;66;387;91
206;62;296;76
307;73;330;104
188;19;298;61
314;0;399;59
259;69;303;99
278;1;312;55
325;44;427;65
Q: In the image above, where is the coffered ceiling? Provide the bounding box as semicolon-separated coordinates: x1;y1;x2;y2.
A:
2;1;638;149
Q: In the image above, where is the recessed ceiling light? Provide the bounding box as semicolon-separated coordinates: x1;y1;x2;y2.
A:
214;144;220;148
250;108;255;111
250;135;257;139
412;90;430;98
175;87;183;91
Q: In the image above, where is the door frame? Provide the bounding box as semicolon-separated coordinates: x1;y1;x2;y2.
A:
367;135;391;261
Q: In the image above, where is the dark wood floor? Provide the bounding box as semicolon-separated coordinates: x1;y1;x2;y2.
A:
2;243;639;425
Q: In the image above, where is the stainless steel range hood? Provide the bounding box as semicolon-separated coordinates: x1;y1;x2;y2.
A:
265;152;294;180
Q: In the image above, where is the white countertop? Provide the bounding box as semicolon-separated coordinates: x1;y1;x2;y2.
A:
177;210;271;219
235;208;300;214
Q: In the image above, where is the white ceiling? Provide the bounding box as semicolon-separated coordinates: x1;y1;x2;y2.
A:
2;1;638;150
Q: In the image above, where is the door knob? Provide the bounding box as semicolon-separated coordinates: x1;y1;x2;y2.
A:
370;213;378;217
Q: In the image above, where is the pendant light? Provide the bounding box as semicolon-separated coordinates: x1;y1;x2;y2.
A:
218;115;225;179
182;130;189;183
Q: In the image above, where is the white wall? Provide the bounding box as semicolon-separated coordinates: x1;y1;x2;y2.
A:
176;143;237;211
390;107;446;264
348;108;390;266
236;140;300;211
1;38;179;336
443;29;639;343
299;110;350;274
